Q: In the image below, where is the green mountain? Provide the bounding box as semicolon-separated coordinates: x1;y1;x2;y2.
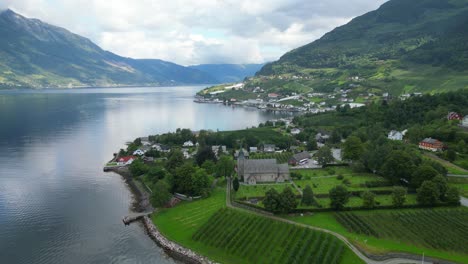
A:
256;0;468;95
189;64;264;83
0;9;217;88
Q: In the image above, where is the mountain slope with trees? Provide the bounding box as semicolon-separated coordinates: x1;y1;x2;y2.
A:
0;9;217;88
255;0;468;95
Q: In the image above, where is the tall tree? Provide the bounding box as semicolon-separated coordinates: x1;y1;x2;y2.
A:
216;155;235;178
150;180;172;208
391;186;407;207
233;177;240;192
343;135;364;162
301;185;315;206
316;146;334;167
417;180;440;206
445;186;460;205
166;149;184;173
431;175;448;200
361;191;376;208
279;187;298;213
263;188;281;213
192;168;211;197
195;146;216;166
174;163;195;195
411;165;440;188
381;150;416;184
329;185;349;210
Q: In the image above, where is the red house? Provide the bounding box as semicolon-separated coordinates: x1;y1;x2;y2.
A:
116;156;137;165
268;93;279;98
447;112;462;120
419;138;444;152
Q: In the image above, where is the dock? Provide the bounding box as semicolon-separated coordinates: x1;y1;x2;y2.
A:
122;211;154;225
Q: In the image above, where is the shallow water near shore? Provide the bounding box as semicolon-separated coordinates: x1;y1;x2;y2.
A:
0;86;293;264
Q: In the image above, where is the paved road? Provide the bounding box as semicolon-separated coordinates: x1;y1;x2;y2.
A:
226;179;449;264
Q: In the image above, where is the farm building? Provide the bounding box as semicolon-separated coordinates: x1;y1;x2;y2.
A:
462;116;468;127
419;138;444;152
263;144;276;153
447;112;463;120
289;151;311;166
237;151;290;185
116;156;137;166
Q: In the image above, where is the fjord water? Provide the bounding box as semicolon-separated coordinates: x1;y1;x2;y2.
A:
0;86;291;264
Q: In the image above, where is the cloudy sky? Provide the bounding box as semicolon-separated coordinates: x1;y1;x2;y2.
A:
1;0;387;65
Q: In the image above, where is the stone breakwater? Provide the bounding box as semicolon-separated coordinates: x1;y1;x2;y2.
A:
143;215;215;264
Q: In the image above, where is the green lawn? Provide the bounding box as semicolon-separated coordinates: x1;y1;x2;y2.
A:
299;194;417;209
293;167;355;178
448;176;468;198
294;173;391;195
286;208;468;264
234;183;299;200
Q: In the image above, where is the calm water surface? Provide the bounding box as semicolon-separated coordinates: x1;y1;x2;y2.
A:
0;86;292;264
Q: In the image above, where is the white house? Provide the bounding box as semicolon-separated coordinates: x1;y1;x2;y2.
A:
183;140;194;147
116;156;136;166
249;147;258;153
462;116;468;128
133;146;150;156
388;130;403;141
291;128;301;135
140;137;151;146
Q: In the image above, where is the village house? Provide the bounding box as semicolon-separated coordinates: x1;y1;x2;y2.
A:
263;144;276;153
268;93;279;98
419;138;444;152
237;151;290;185
315;132;330;143
212;145;228;157
388;130;407;141
183;140;194;147
447;112;463;120
290;128;301;135
234;149;249;159
116;156;136;166
288;151;311;166
133;146;151;156
249;147;258;153
462;116;468;128
140;137;152;146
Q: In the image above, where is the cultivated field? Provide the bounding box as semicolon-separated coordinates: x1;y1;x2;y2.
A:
335;209;468;254
192;208;360;264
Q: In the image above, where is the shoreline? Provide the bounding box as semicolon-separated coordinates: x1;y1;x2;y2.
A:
107;167;213;264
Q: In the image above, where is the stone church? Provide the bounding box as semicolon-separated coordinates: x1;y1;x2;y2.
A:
237;150;290;185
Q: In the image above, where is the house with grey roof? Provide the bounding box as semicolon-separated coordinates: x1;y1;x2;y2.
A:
289;151;311;166
263;144;276;153
237;151;290;185
462;116;468;128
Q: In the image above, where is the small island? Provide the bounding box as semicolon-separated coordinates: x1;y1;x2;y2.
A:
105;89;468;264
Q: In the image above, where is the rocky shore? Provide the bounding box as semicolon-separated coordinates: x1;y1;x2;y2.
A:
142;216;214;264
108;166;214;264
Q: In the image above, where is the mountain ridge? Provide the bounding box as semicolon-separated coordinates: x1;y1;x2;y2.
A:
254;0;468;95
0;9;218;88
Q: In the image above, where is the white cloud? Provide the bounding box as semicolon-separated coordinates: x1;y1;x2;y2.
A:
2;0;388;65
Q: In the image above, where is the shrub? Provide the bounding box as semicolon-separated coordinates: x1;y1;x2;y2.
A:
337;174;344;180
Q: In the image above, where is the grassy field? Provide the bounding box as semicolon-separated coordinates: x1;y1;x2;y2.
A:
301;194;418;209
287;208;468;264
293;173;391;195
192;208;363;264
449;176;468;198
249;152;293;164
235;183;300;200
